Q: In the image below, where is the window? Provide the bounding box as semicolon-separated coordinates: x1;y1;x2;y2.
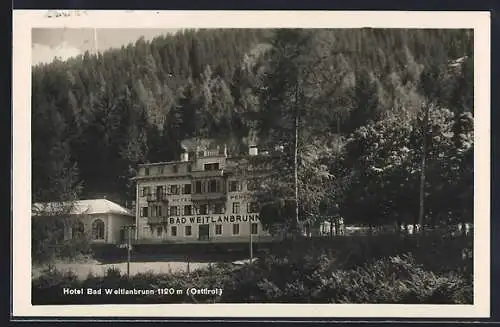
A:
72;220;85;239
184;205;192;216
195;181;202;193
215;225;222;235
213;203;225;214
200;204;208;215
169;206;178;216
171;226;177;236
141;207;148;217
183;184;192;194
204;163;219;171
208;179;217;193
141;187;150;197
232;202;240;214
232;224;240;235
159;166;164;174
156;226;162;237
251;223;258;235
173;165;178;173
156;186;164;199
229;181;241;192
170;185;179;195
158;205;163;217
247;202;259;213
185;226;192;236
144;168;150;176
92;219;105;240
187;164;192;173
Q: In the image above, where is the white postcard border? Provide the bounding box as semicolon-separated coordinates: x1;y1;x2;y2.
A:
12;10;491;318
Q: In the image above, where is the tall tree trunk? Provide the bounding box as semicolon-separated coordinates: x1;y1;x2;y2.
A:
294;78;300;236
418;104;429;231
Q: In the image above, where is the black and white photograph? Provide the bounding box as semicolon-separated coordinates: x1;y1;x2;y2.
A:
12;10;490;318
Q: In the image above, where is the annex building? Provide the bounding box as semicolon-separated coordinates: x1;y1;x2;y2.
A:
132;138;275;244
32;199;135;244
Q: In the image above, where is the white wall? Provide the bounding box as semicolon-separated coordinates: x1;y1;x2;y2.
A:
108;214;135;244
66;213;134;244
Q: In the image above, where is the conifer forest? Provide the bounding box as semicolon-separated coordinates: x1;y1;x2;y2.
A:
32;28;474;230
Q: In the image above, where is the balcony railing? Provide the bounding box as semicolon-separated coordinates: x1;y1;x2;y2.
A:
199;149;226;157
147;216;169;225
191;192;227;201
190;169;224;178
146;193;168;202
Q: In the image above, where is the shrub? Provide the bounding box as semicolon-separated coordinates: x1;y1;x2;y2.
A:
219;252;472;304
32;234;473;304
32;217;94;264
312;254;472;304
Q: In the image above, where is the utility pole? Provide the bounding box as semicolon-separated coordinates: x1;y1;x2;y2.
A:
123;225;135;278
249;220;253;264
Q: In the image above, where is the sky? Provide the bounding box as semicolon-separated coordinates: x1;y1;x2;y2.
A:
31;28;179;66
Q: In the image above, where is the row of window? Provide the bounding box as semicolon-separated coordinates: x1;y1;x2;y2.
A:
143;162;223;177
142;184;191;197
141;179;259;197
141;202;260;217
144;164;188;176
155;223;259;237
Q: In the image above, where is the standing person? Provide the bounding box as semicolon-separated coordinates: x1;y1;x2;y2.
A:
338;216;345;235
334;216;340;236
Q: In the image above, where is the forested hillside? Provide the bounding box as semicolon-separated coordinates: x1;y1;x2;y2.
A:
32;28;474;221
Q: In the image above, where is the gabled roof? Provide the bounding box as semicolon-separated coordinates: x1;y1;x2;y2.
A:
32;199;134;217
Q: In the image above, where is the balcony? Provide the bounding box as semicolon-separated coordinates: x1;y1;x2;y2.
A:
199;149;227;158
190;169;224;178
191;192;227;201
146;193;168;203
147;216;169;225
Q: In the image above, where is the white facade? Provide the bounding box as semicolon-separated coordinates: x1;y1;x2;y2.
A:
32;199;135;244
133;140;273;244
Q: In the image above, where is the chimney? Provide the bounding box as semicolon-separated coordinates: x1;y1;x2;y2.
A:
249;145;258;156
181;152;189;162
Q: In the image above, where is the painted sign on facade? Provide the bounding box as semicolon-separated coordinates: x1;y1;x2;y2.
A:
168;214;260;225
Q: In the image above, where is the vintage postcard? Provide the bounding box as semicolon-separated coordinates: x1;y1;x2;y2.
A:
12;10;490;318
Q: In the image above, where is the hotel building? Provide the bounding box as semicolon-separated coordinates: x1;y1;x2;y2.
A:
132;138;275;243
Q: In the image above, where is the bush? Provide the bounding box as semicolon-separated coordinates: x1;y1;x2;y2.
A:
32;217;94;264
32;252;472;304
32;233;472;304
266;232;473;274
311;254;472;304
